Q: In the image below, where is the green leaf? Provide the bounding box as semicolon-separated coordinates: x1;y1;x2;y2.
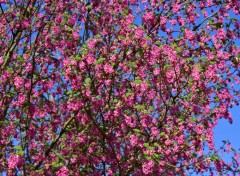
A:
13;145;23;150
187;58;193;61
134;105;144;110
159;132;165;137
113;99;118;103
129;62;135;68
133;129;141;133
14;146;24;156
148;106;154;111
153;153;159;159
55;152;65;160
96;58;105;64
144;143;150;148
134;78;142;85
86;3;92;10
210;153;220;162
85;78;91;83
94;34;101;39
145;35;151;40
52;161;64;168
76;55;82;61
66;90;73;95
144;155;151;160
66;26;72;32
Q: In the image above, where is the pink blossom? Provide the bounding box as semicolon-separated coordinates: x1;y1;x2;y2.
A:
125;116;136;128
185;29;195;40
72;31;79;40
88;38;97;50
68;16;76;27
172;4;181;14
14;76;24;90
153;68;160;76
177;16;184;26
104;63;114;74
216;28;226;40
56;166;69;176
135;27;144;39
54;14;62;24
192;66;200;81
8;154;19;169
151;127;159;137
166;69;175;83
84;54;96;65
130;135;138;147
143;11;155;24
0;57;4;65
195;124;204;135
21;20;30;29
142;160;154;175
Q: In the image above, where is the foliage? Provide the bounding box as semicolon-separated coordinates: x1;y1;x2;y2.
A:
0;0;240;175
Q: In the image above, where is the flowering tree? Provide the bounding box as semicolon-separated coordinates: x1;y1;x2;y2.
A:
0;0;240;175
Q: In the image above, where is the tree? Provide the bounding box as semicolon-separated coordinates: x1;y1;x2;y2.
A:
0;0;239;175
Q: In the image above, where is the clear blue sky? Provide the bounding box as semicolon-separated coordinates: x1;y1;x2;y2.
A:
214;105;240;161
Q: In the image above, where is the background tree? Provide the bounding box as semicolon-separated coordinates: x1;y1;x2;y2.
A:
0;0;239;175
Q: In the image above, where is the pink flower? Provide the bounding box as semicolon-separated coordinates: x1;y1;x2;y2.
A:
54;14;62;24
52;26;60;35
56;166;69;176
84;54;96;65
143;11;154;23
107;170;113;176
160;16;167;25
177;16;184;26
72;31;79;40
226;143;231;152
125;116;136;128
21;20;30;29
147;90;155;100
130;135;138;147
0;57;4;65
142;160;154;175
216;28;226;40
135;27;144;39
177;135;184;145
151;45;160;59
125;14;134;26
172;4;181;14
165;139;171;146
140;81;148;91
18;93;26;105
14;76;24;90
185;29;195;40
104;63;114;74
151;127;159;137
166;69;175;83
195;124;204;135
37;13;43;19
68;16;76;27
8;154;19;169
153;68;160;76
88;38;97;50
192;66;200;81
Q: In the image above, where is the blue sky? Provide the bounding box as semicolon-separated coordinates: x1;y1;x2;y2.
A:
214;105;240;161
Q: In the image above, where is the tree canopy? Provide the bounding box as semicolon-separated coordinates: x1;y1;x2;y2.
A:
0;0;240;175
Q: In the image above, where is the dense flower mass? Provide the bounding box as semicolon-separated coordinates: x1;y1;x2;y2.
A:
0;0;240;175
